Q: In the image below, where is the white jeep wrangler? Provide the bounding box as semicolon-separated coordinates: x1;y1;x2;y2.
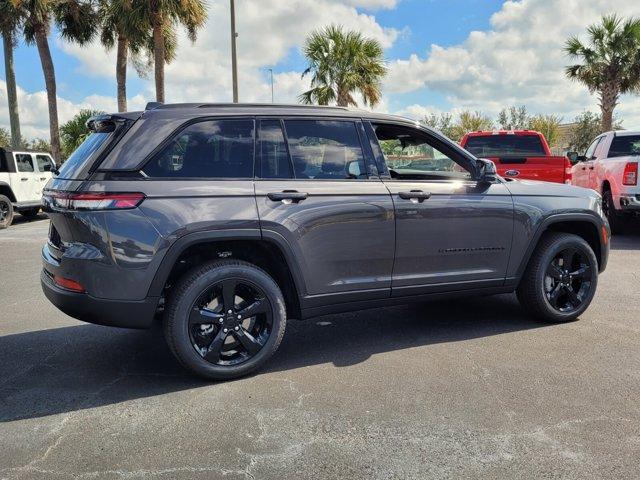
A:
0;147;55;229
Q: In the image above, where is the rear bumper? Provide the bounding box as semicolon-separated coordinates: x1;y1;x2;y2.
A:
41;269;159;329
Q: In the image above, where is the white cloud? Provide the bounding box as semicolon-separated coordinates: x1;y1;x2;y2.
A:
0;80;147;140
386;0;640;128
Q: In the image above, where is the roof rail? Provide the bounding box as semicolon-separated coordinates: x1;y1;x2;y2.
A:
145;101;163;110
148;102;351;111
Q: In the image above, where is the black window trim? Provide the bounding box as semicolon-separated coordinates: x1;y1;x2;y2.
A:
138;116;257;181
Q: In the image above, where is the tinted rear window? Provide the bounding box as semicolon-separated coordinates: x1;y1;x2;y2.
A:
143;119;255;179
465;135;545;157
608;135;640;158
57;132;111;179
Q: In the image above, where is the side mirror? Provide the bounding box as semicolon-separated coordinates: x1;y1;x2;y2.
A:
43;163;52;172
476;158;498;183
566;152;579;164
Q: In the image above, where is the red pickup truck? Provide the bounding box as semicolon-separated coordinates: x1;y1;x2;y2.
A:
459;130;572;184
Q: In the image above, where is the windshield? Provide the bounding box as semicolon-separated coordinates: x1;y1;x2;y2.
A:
56;132;112;179
465;135;545;157
608;135;640;158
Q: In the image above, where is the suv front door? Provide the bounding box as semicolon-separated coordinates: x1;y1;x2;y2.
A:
367;121;514;296
254;118;395;307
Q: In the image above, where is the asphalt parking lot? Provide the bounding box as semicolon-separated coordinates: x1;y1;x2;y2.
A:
1;214;639;479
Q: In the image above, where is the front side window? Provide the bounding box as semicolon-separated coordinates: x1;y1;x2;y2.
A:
144;119;255;178
584;137;602;159
373;123;471;180
608;135;640;158
36;154;54;172
283;120;366;180
15;154;34;172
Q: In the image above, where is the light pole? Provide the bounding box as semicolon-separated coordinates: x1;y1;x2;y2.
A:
230;0;239;103
268;68;274;103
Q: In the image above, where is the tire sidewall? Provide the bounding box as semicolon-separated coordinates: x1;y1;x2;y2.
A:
534;235;598;321
167;263;286;379
0;195;14;229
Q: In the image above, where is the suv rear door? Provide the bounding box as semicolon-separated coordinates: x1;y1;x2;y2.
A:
368;121;514;295
34;153;55;197
254;117;395;307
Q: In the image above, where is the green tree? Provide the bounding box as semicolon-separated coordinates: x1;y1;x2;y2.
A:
497;105;529;129
422;113;456;140
25;137;51;152
566;111;623;153
134;0;207;103
300;25;386;107
450;110;493;141
565;14;640;132
99;0;155;112
528;114;563;147
13;0;98;164
0;127;11;148
60;109;105;158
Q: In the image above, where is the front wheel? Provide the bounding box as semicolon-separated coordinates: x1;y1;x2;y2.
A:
164;260;286;380
0;195;14;229
517;232;598;323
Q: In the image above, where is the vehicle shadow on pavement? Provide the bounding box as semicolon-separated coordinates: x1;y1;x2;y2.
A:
0;294;544;423
609;228;640;250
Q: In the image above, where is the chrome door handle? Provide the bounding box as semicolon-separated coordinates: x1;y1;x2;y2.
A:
398;190;431;203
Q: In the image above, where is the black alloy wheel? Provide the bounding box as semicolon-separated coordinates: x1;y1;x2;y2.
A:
189;278;272;365
543;247;592;313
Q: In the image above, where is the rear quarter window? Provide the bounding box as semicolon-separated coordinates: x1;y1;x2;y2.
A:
57;132;111;179
143;119;255;179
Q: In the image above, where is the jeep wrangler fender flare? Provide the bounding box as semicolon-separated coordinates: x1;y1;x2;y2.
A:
147;228;308;299
512;212;607;284
0;182;17;203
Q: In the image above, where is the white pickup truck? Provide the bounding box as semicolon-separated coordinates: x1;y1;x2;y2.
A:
0;147;56;229
569;130;639;234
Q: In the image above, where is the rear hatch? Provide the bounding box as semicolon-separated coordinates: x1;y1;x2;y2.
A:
44;113;141;259
463;133;567;183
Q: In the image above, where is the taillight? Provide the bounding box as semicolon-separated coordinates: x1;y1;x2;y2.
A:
44;191;145;210
54;275;85;293
623;162;638;186
564;157;573;184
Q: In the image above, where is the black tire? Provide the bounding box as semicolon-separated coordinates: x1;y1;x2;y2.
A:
20;207;40;219
603;189;626;235
0;195;14;229
164;260;286;380
516;232;598;323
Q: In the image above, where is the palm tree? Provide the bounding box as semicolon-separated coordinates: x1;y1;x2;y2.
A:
13;0;97;164
0;0;23;148
134;0;207;103
300;25;386;108
565;14;640;132
60;108;105;157
99;0;153;112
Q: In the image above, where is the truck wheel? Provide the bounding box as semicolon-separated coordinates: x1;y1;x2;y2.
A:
0;195;14;229
164;260;286;380
20;207;41;219
516;232;598;323
603;189;625;235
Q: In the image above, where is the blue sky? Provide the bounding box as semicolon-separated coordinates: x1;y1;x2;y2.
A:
2;0;640;139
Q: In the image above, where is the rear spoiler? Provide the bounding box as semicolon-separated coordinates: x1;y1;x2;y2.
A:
86;112;143;133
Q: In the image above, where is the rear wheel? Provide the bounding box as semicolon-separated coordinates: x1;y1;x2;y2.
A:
20;207;40;219
603;188;626;235
164;260;286;380
517;232;598;323
0;195;14;229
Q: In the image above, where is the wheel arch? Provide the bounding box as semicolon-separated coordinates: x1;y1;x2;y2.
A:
148;230;306;319
0;182;17;203
515;213;606;283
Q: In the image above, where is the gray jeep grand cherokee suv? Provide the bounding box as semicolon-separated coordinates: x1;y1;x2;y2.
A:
41;103;610;380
